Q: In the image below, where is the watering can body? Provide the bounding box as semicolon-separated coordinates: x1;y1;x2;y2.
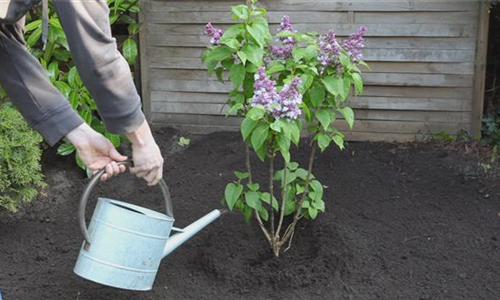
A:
73;163;222;291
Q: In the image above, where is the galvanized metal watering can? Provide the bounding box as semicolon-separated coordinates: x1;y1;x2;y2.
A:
74;162;222;291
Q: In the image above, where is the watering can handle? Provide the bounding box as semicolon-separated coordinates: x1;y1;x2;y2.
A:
78;161;174;245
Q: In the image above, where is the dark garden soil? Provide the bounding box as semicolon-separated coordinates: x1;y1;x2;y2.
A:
1;128;500;300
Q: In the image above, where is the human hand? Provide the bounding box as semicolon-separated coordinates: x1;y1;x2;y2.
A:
66;123;127;181
126;120;164;186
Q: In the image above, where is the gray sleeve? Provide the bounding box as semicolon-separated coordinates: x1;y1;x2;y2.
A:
0;20;84;146
53;0;145;135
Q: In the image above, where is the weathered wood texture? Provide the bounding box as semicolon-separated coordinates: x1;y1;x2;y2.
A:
140;0;487;142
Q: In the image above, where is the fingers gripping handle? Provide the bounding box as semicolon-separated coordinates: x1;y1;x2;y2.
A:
78;162;173;245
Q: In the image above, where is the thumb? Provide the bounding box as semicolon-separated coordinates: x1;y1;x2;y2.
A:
109;147;128;162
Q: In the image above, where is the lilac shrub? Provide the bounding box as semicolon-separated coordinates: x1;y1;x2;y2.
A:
202;1;369;257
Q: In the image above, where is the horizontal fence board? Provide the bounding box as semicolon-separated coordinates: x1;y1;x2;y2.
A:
151;92;471;112
147;11;476;25
149;72;473;94
151;102;470;123
148;23;476;37
147;36;476;50
150;68;474;85
149;58;474;75
146;1;478;13
150;110;469;134
150;84;473;100
147;46;474;63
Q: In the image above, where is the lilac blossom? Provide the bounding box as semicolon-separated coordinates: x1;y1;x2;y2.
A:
342;26;367;63
205;23;224;45
269;15;297;60
317;30;341;73
252;67;279;110
251;67;303;120
274;77;303;120
269;44;294;60
277;15;297;44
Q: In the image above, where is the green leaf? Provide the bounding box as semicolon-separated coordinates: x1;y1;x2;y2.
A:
243;206;253;223
243;44;264;67
237;51;247;64
309;83;325;108
332;134;345;150
128;23;140;35
241;118;258;141
312;199;325;212
46;61;59;82
270;119;285;133
255;142;268;161
247;17;270;48
304;45;318;61
231;5;249;20
338;107;355;129
289;121;301;146
277;135;291;163
251;123;269;151
258;206;269;221
229;64;246;88
225;183;243;211
300;73;314;93
206;46;233;63
352;72;364;95
54;81;71;98
358;60;372;71
322;76;343;98
339;52;351;67
215;67;224;83
315;109;332;130
25;20;41;32
308;206;318;219
261;192;279;211
266;63;285;75
247;183;260;191
234;171;250;180
317;132;332;152
247;106;266;121
245;190;262;210
57;142;75;156
243;74;255;98
122;38;138;65
68;67;82;88
26;27;42;47
310;180;324;196
220;24;244;40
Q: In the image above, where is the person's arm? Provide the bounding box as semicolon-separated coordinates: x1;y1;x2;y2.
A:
54;0;164;185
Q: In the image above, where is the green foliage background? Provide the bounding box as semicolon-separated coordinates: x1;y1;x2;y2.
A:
0;105;45;212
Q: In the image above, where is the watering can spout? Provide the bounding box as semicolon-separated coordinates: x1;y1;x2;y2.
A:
162;209;223;258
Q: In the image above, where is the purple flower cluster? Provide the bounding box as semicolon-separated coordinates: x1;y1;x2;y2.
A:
251;67;302;120
252;67;279;110
274;77;302;120
269;44;294;60
205;23;224;45
318;30;341;72
342;26;367;63
269;15;297;60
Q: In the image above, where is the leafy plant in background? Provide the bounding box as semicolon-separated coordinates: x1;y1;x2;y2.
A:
203;0;369;256
0;104;46;212
13;0;141;175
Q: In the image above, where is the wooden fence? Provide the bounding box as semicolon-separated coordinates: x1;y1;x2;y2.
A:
138;0;489;141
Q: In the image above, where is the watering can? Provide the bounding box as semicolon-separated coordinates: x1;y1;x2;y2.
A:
73;162;223;291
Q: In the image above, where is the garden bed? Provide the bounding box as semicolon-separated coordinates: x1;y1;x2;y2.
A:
1;128;499;300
